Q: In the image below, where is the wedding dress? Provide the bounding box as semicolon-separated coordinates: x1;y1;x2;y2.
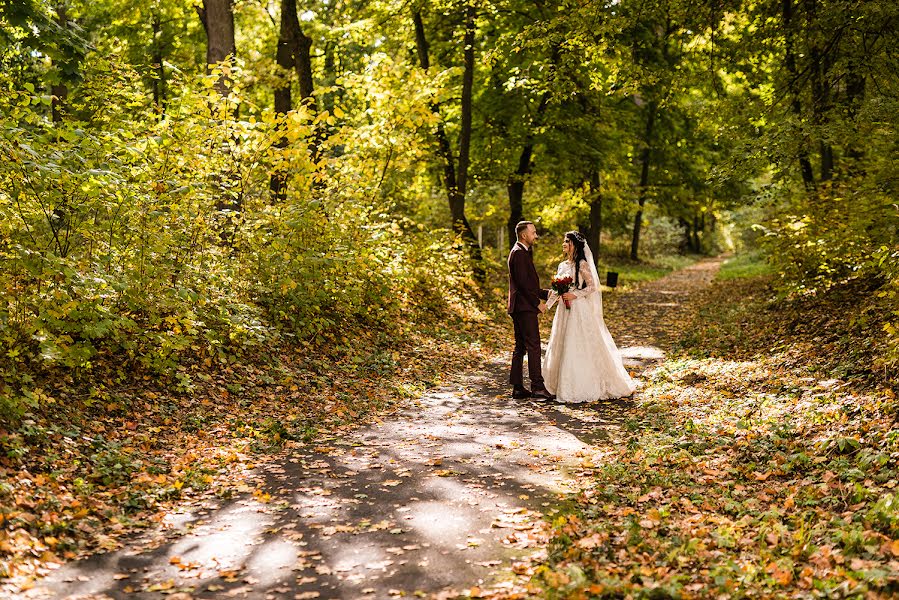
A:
544;245;636;403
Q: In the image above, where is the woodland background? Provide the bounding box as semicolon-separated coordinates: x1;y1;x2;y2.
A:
1;0;898;592
2;0;898;402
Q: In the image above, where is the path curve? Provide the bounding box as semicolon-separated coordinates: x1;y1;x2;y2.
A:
25;258;722;600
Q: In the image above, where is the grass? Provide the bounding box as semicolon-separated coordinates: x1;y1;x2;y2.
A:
717;251;775;280
531;243;699;291
601;254;698;289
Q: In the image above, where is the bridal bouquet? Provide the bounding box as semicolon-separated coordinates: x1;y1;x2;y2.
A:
551;275;573;309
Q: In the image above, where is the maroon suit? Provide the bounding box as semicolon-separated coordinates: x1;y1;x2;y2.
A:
507;241;549;389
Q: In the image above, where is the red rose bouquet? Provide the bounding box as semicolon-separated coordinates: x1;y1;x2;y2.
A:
551;275;574;309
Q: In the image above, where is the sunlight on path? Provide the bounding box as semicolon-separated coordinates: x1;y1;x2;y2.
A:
27;259;721;600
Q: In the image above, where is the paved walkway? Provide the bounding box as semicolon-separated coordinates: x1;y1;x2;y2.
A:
27;259;721;600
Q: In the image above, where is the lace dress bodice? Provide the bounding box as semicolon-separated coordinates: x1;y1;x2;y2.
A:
547;260;596;309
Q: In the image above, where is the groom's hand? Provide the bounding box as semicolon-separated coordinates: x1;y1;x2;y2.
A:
538;302;547;313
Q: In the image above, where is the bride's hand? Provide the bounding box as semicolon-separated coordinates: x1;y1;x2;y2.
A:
561;292;576;301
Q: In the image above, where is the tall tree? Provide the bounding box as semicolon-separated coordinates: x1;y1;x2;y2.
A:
505;86;552;248
50;3;69;122
625;2;679;261
270;0;317;202
196;0;236;99
150;9;166;117
582;169;602;260
781;0;816;189
412;5;482;276
630;98;657;260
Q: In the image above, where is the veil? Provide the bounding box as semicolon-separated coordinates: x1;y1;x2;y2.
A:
582;242;603;320
581;242;622;357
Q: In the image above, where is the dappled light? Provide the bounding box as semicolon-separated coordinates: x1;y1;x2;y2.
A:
19;256;713;599
2;0;897;597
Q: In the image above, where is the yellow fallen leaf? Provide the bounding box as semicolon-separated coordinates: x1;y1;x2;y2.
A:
146;579;176;592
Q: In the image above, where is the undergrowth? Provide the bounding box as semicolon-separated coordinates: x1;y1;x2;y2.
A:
534;271;899;599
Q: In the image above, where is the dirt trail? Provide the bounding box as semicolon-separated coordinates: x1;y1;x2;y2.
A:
26;259;721;600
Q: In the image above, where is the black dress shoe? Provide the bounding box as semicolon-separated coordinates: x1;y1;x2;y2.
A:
512;386;531;399
530;388;556;401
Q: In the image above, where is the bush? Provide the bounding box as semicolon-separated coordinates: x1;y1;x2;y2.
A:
0;65;478;425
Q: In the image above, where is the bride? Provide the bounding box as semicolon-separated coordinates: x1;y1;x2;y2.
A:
544;231;636;403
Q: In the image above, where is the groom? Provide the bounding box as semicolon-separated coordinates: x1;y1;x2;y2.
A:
507;221;555;401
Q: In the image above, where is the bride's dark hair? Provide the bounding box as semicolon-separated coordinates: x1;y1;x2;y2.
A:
565;231;588;289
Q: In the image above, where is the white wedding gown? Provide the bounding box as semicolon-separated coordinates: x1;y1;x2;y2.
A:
544;259;636;403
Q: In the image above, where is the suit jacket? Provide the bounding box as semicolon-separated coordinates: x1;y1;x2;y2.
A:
507;241;549;314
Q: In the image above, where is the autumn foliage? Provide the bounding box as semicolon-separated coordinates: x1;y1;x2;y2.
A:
533;269;899;598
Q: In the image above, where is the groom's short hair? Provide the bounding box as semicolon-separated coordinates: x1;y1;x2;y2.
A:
515;220;534;239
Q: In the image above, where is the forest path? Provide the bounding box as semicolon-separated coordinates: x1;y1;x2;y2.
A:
28;258;721;600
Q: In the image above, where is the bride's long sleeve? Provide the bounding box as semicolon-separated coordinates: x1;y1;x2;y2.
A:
572;262;597;298
546;289;558;310
546;262;565;310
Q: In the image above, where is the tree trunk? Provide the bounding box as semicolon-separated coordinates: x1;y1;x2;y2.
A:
678;217;692;252
412;7;482;277
691;214;701;253
295;29;315;104
197;0;239;238
504;43;558;247
581;170;602;263
322;42;336;113
413;10;459;221
820;142;833;181
506;174;525;250
804;0;834;182
51;4;69;123
273;0;298;116
630;101;656;261
452;3;482;273
782;0;816;189
196;0;236;100
294;19;319;161
151;12;166;119
455;3;474;205
505;141;535;249
505;91;550;247
270;0;297;202
844;62;865;171
269;0;318;201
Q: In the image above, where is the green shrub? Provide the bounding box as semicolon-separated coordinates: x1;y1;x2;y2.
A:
0;66;478;425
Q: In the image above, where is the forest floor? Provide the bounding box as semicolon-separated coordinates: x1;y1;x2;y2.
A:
533;266;899;598
14;256;899;599
17;259;720;600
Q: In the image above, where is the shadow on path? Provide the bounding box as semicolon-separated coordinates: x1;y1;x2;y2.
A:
26;259;722;600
